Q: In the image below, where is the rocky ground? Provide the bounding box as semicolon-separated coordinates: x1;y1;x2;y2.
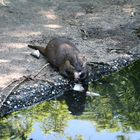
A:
0;0;140;110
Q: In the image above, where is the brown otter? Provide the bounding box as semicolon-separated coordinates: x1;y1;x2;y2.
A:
28;38;87;81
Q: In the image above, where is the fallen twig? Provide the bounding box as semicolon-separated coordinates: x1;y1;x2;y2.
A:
0;63;53;108
0;76;28;109
8;77;27;94
33;63;49;78
2;75;32;91
2;79;18;91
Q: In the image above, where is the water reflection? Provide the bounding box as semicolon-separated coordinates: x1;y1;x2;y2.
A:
62;90;86;115
85;59;140;132
0;60;140;140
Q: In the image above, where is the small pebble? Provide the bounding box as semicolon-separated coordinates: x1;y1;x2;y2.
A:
34;84;38;87
112;66;117;70
14;106;17;109
58;83;61;85
130;11;135;17
31;50;40;59
54;83;58;86
7;101;10;104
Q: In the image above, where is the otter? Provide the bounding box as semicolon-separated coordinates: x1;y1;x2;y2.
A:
28;38;87;81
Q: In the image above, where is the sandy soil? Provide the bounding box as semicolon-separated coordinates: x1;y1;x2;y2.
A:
0;0;140;90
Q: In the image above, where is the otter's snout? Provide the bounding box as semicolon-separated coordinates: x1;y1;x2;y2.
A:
74;70;87;82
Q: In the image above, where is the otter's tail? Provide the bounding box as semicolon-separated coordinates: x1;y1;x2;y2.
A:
28;45;46;56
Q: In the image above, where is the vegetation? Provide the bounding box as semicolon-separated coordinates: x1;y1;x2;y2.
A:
0;101;73;139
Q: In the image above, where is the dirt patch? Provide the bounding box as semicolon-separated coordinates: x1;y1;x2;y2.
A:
0;0;140;91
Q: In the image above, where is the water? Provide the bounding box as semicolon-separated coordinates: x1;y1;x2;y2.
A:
0;60;140;140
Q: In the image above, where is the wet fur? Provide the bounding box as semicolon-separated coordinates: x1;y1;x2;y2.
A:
28;38;87;80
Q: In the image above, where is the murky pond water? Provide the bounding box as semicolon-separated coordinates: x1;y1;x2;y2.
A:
0;60;140;140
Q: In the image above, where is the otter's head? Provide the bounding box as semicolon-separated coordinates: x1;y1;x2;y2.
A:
72;56;88;82
73;66;87;82
61;56;88;81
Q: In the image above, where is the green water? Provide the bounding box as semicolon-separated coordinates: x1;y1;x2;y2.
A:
0;60;140;140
